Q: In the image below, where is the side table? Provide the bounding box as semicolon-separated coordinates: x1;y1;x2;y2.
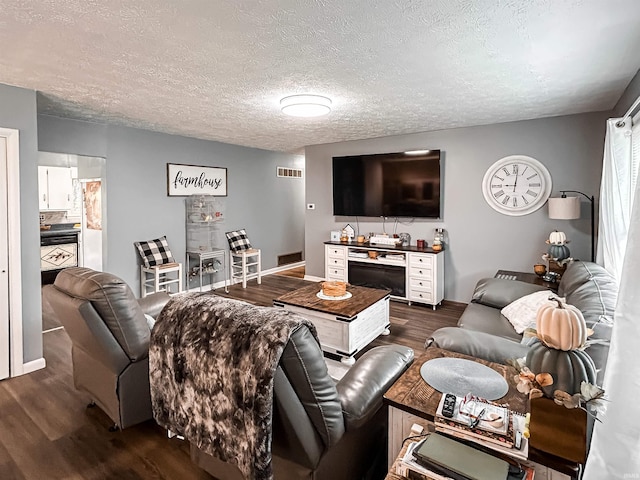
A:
383;347;581;480
186;248;229;293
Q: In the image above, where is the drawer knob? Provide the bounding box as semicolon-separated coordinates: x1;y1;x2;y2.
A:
419;258;423;262
419;270;423;274
419;282;423;286
334;260;337;263
419;293;423;297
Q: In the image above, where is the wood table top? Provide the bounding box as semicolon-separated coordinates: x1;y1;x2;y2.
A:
273;282;390;319
383;347;528;419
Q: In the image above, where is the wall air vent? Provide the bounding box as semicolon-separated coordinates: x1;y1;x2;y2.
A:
277;167;303;178
278;251;303;266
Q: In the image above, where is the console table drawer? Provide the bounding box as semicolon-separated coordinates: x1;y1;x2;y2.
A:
327;247;346;258
408;290;434;303
409;266;433;279
409;277;433;291
327;266;346;280
409;254;433;268
327;256;346;268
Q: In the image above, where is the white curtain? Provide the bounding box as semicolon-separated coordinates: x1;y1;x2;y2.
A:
584;114;640;479
595;119;634;280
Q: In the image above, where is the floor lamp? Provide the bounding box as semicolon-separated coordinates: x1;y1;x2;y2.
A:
548;190;595;262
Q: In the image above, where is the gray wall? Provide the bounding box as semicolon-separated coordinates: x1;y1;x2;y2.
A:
0;84;42;363
37;115;305;293
305;112;608;302
613;68;640;117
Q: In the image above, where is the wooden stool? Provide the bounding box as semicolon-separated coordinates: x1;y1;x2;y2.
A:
230;249;261;288
140;262;183;297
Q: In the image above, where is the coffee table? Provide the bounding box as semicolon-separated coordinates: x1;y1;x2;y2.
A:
273;283;390;365
383;347;581;479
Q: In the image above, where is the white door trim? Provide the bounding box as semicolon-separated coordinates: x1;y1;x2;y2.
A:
0;128;23;377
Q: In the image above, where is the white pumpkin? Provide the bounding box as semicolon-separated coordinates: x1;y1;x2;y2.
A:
536;298;588;351
548;231;567;245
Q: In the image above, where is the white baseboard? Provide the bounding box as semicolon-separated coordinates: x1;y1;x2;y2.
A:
262;261;305;276
304;274;325;282
22;357;46;375
186;261;308;291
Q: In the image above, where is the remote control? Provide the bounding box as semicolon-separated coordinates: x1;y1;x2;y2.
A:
442;393;456;418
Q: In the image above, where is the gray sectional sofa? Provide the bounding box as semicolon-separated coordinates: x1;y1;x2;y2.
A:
428;261;617;386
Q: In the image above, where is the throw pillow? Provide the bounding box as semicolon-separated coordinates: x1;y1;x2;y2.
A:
226;229;252;253
134;236;175;268
501;290;564;334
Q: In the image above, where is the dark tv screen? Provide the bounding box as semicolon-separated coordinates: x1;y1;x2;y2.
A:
332;150;441;218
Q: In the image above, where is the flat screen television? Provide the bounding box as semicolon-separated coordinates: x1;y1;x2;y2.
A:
332;150;441;218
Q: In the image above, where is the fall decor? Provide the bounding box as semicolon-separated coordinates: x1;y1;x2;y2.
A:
547;243;571;262
536;298;588;350
553;381;607;421
525;341;597;396
506;357;553;400
544;230;573;264
548;230;567;245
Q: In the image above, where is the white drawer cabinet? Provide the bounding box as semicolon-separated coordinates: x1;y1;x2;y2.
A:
324;244;348;282
323;242;445;308
407;251;443;309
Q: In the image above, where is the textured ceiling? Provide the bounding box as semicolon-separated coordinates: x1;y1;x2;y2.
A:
1;0;640;153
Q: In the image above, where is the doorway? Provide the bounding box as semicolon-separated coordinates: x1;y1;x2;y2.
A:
38;152;106;332
1;136;9;380
0;127;22;380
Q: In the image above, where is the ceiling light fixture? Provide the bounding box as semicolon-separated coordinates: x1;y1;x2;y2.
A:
280;95;332;117
404;150;430;155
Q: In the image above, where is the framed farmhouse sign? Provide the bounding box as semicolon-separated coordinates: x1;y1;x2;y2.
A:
167;163;227;196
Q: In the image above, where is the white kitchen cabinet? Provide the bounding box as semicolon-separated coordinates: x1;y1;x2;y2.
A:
38;166;73;210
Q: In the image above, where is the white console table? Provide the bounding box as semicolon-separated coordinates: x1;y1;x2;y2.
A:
324;241;444;309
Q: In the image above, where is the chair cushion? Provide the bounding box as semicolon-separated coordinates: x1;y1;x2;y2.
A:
457;303;523;342
226;229;253;253
134;236;175;267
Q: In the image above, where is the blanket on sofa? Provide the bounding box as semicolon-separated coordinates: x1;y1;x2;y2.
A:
149;293;317;480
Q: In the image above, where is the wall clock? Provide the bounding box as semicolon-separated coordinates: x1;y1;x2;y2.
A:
482;155;552;216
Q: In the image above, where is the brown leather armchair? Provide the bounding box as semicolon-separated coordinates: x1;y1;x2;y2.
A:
46;267;170;430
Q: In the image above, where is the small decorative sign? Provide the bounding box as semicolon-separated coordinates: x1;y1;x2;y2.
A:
167;163;227;196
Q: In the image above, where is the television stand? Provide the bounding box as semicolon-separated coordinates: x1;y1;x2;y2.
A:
324;241;444;309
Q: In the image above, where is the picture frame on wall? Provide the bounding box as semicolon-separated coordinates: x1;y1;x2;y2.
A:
167;163;228;196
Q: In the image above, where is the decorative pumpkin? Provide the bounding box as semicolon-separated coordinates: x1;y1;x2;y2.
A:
526;341;597;396
549;231;567;245
536;298;588;350
547;244;571;261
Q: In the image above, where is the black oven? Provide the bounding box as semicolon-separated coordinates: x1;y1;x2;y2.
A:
41;229;79;284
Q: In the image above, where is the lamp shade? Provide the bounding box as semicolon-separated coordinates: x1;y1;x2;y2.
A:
548;196;580;219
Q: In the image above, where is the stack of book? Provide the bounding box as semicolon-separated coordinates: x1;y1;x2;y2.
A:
433;394;529;462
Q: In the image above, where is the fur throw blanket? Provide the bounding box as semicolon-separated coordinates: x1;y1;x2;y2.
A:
149;293;317;480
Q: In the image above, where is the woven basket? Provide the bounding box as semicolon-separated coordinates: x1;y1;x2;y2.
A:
321;281;347;297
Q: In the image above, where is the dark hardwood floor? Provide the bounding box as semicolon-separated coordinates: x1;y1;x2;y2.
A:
4;271;464;479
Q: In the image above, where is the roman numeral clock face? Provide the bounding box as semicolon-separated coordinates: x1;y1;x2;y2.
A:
482;156;552;216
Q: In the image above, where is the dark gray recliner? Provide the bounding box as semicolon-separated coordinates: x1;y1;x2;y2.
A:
46;267;170;429
190;324;414;480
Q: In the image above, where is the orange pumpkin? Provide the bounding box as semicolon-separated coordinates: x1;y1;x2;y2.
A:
536;298;587;351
